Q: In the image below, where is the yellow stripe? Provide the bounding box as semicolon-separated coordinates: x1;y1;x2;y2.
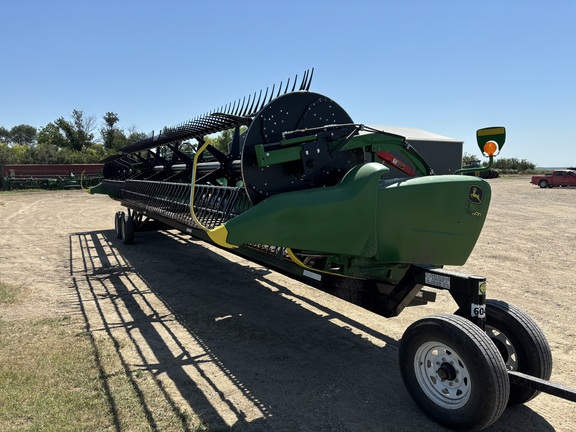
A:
477;127;505;137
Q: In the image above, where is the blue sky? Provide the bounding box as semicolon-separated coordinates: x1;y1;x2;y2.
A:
1;0;574;167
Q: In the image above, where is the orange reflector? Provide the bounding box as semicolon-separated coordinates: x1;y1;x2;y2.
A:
483;140;498;156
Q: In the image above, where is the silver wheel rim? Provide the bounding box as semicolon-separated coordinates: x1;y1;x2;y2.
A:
414;341;472;409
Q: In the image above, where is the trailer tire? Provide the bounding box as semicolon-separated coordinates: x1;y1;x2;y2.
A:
538;179;549;188
115;211;124;239
122;214;134;245
484;300;553;405
399;314;509;431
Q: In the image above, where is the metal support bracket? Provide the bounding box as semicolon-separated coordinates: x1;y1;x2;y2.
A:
383;265;487;328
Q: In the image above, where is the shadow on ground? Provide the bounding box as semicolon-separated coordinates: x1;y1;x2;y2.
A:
68;229;554;432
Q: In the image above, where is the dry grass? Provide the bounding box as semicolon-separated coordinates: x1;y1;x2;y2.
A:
0;281;206;431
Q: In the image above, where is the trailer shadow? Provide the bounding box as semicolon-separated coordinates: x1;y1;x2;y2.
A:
69;228;555;432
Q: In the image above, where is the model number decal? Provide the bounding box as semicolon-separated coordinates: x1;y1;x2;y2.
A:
425;273;450;289
471;303;486;318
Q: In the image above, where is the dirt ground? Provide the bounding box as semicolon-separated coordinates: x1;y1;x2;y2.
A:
0;176;574;431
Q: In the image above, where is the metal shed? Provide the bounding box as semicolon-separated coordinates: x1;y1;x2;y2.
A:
367;126;463;176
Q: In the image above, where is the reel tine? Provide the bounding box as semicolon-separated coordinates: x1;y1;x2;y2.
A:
238;96;247;117
260;86;269;110
233;98;241;116
300;70;310;91
123;69;314;153
250;89;262;115
242;92;253;116
299;70;308;90
305;68;314;90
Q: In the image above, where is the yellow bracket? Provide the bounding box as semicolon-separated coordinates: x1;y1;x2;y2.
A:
207;225;237;249
189;141;211;231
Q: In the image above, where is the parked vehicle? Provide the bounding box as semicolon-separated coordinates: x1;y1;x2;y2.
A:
530;169;576;188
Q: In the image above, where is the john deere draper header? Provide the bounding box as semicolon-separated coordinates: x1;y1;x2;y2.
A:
89;71;575;431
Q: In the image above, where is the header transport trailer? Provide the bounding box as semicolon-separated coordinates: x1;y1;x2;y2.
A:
1;163;103;190
88;71;575;431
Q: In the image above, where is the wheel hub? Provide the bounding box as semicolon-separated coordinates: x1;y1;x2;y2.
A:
437;362;457;381
414;342;472;409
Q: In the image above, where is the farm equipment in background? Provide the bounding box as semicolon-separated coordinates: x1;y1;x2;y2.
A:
88;71;575;431
1;164;103;190
460;159;500;179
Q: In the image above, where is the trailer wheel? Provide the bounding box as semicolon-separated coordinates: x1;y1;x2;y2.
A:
399;314;509;431
484;300;552;405
122;214;134;245
114;211;124;239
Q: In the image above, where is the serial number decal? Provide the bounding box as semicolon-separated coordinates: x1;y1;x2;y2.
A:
471;303;486;318
425;273;451;289
303;269;322;282
470;211;482;217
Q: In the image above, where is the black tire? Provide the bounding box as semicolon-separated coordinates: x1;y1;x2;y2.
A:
114;211;124;239
399;314;509;431
484;300;552;405
121;214;134;245
538;179;549;188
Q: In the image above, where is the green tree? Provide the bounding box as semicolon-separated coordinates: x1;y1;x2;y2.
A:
0;126;10;143
37;122;69;149
493;158;536;173
0;142;15;163
461;152;479;167
8;145;32;163
100;112;120;150
9;124;37;146
126;129;146;145
209;127;247;154
55;109;96;151
29;143;63;164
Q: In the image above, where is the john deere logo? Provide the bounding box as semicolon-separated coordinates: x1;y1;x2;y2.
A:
469;186;483;204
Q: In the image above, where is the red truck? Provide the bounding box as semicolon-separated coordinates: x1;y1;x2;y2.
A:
530;169;576;188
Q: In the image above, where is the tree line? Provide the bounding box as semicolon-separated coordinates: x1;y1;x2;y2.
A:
2;115;539;174
0;110;146;165
462;152;537;173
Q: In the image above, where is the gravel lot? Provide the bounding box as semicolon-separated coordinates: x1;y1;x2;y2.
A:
0;175;574;431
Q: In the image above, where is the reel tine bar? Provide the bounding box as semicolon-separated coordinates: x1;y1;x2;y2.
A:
119;69;314;154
